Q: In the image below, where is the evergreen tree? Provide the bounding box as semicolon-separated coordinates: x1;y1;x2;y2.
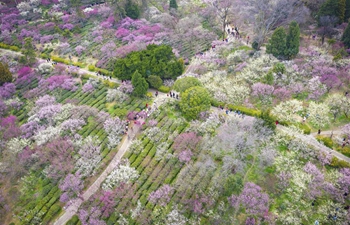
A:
147;75;163;89
266;27;287;58
345;0;350;21
339;0;346;23
319;0;346;23
22;37;36;65
342;22;350;48
125;0;140;19
0;62;12;85
131;70;148;97
285;21;300;59
169;0;178;9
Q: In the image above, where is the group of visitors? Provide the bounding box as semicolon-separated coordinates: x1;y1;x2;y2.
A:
168;91;179;99
95;71;112;80
46;58;58;66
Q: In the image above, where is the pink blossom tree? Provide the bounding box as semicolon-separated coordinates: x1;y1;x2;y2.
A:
229;182;269;217
0;83;16;99
118;80;134;94
319;74;342;92
178;150;193;163
148;184;173;206
251;82;274;104
173;132;202;153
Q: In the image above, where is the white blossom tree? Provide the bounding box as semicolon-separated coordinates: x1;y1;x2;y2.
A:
271;99;303;123
307;102;330;128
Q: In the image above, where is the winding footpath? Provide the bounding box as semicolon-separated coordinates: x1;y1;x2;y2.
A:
53;125;139;225
53;93;170;225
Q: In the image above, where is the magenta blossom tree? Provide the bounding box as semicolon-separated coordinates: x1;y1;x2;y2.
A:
59;173;84;203
0;115;21;140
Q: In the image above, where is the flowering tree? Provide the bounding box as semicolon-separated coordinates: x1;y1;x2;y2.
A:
148;184;173;206
103;117;126;148
0;115;21;141
118;80;134;94
59;173;84;203
325;93;346;121
307;77;327;101
320;74;342;92
82;83;94;93
271;99;303;123
79;207;106;225
307;102;330;128
229;182;269;217
75;137;101;177
173;132;202;153
251;82;274;104
0;83;16;99
60;119;86;133
102;161;139;190
303;162;324;199
178;150;193;163
39;138;75;179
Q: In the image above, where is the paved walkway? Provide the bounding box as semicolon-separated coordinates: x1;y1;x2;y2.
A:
53;120;143;225
277;125;350;163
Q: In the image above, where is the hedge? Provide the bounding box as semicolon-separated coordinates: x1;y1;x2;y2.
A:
66;215;80;225
330;157;350;168
316;136;334;149
0;42;20;51
158;85;170;93
51;56;85;68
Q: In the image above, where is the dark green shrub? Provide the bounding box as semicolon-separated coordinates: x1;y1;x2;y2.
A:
147;75;163;89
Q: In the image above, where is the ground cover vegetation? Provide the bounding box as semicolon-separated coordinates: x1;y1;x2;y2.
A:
0;0;350;225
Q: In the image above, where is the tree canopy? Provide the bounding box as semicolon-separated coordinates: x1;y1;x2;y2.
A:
173;77;202;93
179;86;211;120
318;0;347;23
266;27;287;58
342;22;350;48
113;44;184;81
131;70;148;97
285;21;300;59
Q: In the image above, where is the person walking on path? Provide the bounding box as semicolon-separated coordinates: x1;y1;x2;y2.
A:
275;120;279;125
318;129;321;135
247;36;250;44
